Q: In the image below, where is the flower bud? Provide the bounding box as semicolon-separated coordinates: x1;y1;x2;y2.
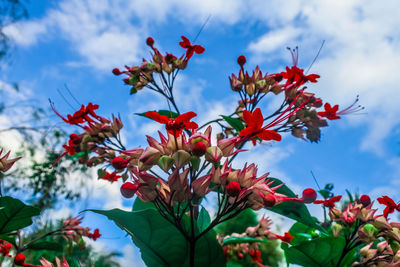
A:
329;208;342;220
332;223;343;238
359;194;371;207
359;223;378;242
205;146;223;163
120;182;139;198
112;156;129;170
263;194;276;208
390;240;400;255
302;188;317;203
14;254;25;265
192;141;207;156
226;181;241;197
157;155;174;172
146;37;154;47
237;55;246;67
190;156;200;170
172;150;191;169
140;147;161;165
112;68;122;75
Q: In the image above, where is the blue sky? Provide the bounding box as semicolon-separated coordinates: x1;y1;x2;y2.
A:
2;0;400;265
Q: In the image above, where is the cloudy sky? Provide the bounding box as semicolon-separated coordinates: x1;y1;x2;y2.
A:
2;0;400;265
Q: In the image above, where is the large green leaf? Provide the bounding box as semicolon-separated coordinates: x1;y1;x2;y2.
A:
91;208;225;267
282;236;346;267
197;207;211;232
136;110;179;120
266;178;325;233
221;116;244;132
0;196;41;234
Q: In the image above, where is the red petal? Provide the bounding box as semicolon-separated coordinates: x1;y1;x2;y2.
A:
252;108;264;129
243;110;255;127
257;130;281;141
176;111;197;123
145;111;169;123
194;45;205;54
240;126;257;137
179;36;191;48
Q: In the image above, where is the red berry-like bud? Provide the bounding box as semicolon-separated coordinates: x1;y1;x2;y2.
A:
146;37;154;47
112;68;121;75
14;254;25;265
237;55;246;67
302;188;317;203
360;194;371;207
226;181;241;197
120;182;139;198
263;194;276;207
192;142;207;157
112;156;129;169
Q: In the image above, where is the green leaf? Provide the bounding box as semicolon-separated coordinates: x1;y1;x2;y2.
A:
282;236;346;267
136;110;179;120
90;208;225;267
197;207;211;232
221;116;244;132
222;236;263;246
318;189;331;199
0;196;41;234
26;241;63;251
132;197;157;212
266;178;326;233
346;189;354;203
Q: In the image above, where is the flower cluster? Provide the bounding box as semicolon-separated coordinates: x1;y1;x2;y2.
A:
219;218;294;265
113;36;204;94
0;239;12;258
62;217;101;247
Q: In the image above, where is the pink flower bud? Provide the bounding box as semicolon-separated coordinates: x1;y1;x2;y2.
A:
172;150;191;169
192;174;212;197
226;181;241;197
140;147;161;165
237;55;246;67
112;68;121;75
120;182;139;198
302;188;317;203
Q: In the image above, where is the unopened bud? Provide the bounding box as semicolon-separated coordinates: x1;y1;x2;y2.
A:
146;37;154;47
112;68;121;75
172;150;191;169
359;194;371;207
237;55;246;67
226;181;241;197
192;141;207;157
14;254;25;265
120;182;139;198
157;155;174;172
302;188;317;203
263;194;276;208
332;224;343;238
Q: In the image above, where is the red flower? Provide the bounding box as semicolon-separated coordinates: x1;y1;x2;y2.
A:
179;36;205;60
226;181;241;197
51;102;104;126
377;196;400;218
239;108;281;142
100;172;121;183
88;229;101;241
249;249;262;263
281;65;320;88
0;239;12;257
111;156;130;170
317;103;340;120
145;111;198;136
275;232;294;243
318;98;364;120
314;195;342;208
